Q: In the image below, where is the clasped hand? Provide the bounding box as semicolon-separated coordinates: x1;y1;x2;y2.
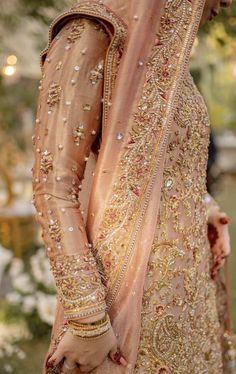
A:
46;325;127;373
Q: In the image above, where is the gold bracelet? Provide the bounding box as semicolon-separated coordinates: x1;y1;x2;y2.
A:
68;320;108;332
71;328;111;341
69;313;108;327
68;316;111;338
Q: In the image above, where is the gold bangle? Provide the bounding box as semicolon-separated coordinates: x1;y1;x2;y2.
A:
68;316;109;330
69;313;108;327
68;318;111;338
72;328;111;341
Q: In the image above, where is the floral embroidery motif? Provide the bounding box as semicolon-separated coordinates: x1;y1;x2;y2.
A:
48;218;63;243
89;61;104;85
73;123;85;146
67;19;85;43
47;82;62;107
67;185;80;203
50;253;106;319
40;149;53;174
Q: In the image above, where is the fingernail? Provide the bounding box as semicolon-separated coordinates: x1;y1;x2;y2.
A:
219;217;229;225
46;359;56;368
120;357;127;366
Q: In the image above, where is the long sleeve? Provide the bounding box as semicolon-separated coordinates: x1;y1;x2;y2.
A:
32;17;110;321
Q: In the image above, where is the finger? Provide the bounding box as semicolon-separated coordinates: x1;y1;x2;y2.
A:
219;214;230;225
47;350;64;368
109;346;127;366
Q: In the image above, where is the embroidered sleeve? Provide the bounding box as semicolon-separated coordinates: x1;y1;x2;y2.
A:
32;17;110;320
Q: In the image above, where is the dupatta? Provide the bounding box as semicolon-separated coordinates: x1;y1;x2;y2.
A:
41;0;205;371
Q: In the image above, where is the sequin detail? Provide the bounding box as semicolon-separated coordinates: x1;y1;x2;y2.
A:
67;19;85;43
134;73;223;374
47;82;62;107
40;150;53;174
90;61;104;85
50;253;106;319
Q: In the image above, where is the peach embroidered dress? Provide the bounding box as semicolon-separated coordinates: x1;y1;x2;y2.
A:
32;1;230;373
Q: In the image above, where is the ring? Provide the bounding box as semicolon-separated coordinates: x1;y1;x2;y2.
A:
64;362;77;370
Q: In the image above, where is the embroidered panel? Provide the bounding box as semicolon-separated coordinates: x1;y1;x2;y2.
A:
134;73;223;373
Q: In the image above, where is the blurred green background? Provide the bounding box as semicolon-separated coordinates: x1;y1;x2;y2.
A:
0;1;235;372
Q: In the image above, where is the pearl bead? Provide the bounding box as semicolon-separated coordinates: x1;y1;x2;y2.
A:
61;208;66;213
74;65;80;71
133;15;139;20
58;144;64;150
68;226;74;232
91;130;96;135
71;79;76;85
36;148;41;153
35;118;40;124
56;176;61;181
65;45;71;50
63;118;67;123
84;156;89;161
116;132;123;140
138;60;144;67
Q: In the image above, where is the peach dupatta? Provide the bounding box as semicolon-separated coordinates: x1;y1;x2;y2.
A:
41;1;205;372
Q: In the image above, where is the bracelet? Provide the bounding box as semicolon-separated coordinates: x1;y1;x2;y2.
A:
68;314;111;338
69;313;107;327
70;328;111;341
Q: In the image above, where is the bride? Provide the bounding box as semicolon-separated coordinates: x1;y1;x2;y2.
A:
32;0;233;373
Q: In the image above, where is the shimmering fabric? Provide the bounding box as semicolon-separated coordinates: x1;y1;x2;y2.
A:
31;1;228;373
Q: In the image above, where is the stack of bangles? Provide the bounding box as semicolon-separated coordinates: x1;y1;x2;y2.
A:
68;313;111;340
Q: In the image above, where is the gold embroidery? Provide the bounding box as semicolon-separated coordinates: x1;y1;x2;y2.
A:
48;218;63;243
93;0;204;309
47;82;62;107
67;18;85;43
73;123;85;146
89;61;104;85
134;73;223;373
40;149;53;174
50;253;107;319
40;2;127;126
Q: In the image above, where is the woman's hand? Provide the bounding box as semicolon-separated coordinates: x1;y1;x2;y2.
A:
208;207;231;280
46;326;127;373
